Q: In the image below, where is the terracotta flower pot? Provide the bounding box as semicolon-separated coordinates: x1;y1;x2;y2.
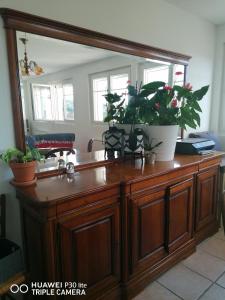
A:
10;161;36;183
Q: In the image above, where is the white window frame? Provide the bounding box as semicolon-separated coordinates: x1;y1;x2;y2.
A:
31;80;75;122
139;62;173;86
90;66;131;124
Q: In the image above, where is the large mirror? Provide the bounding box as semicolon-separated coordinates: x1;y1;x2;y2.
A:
17;31;186;153
1;9;190;172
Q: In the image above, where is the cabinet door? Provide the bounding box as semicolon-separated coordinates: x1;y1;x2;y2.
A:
57;204;120;296
167;178;194;253
195;167;218;232
130;189;167;275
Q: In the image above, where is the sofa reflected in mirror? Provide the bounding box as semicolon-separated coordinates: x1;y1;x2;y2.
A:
26;133;75;158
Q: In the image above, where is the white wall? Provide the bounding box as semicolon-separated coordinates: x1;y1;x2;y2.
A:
0;0;216;244
0;19;22;245
210;24;225;149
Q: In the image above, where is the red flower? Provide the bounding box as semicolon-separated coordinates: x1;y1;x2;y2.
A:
175;71;183;76
164;85;173;91
127;80;131;84
155;103;160;110
171;99;178;108
184;83;192;90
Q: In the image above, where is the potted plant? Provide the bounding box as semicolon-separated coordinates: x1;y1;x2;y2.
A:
144;139;163;164
126;80;209;161
103;82;145;156
0;147;42;186
104;81;144;133
103;87;144;154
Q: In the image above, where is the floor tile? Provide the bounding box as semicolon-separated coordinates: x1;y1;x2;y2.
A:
216;272;225;288
214;229;225;241
134;281;181;300
182;249;225;281
199;237;225;261
199;284;225;300
157;264;211;300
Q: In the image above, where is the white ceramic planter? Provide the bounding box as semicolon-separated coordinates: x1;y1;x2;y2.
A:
144;125;179;161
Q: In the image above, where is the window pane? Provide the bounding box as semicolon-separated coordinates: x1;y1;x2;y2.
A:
144;66;169;84
110;73;128;105
173;64;185;85
32;85;53;120
93;77;108;121
110;73;128;91
64;96;74;120
63;84;73;95
93;91;107;122
32;83;74;121
63;84;74;120
93;77;108;92
55;85;64;121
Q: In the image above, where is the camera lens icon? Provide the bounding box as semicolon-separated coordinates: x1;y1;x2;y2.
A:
10;284;29;294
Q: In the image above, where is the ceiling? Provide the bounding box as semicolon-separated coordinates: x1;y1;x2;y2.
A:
164;0;225;25
16;31;116;75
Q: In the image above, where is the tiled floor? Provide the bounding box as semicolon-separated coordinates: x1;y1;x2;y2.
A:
134;228;225;300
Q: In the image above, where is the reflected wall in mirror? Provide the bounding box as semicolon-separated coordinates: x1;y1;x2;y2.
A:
16;31;186;154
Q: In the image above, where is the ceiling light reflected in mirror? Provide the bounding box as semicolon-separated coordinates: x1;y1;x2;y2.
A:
19;33;44;76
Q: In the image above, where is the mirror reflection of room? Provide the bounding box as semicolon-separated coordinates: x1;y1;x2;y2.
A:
17;31;185;157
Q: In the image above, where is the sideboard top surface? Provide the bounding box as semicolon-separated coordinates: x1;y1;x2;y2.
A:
15;152;224;206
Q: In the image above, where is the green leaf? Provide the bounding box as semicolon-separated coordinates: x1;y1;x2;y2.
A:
140;81;165;97
192;85;209;100
191;109;201;127
116;99;125;108
186;119;197;129
127;85;137;96
104;93;122;103
142;81;165;90
173;85;184;93
191;101;202;112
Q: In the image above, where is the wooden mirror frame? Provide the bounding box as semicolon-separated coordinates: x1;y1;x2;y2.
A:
0;8;191;151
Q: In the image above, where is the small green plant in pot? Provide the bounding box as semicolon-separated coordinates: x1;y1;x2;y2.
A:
144;139;163;164
0;147;42;186
104;84;146;155
104;82;144;133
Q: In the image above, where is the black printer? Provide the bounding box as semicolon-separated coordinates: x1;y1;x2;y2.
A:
175;138;215;155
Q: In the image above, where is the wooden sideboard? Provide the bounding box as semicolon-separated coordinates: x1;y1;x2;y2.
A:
15;152;223;299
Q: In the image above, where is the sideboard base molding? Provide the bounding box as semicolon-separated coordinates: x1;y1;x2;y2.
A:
123;239;196;300
195;222;219;244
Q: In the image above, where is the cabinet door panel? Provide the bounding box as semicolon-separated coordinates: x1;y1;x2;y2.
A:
74;218;112;285
58;205;120;293
196;168;218;232
130;190;167;275
167;178;193;252
140;198;165;258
